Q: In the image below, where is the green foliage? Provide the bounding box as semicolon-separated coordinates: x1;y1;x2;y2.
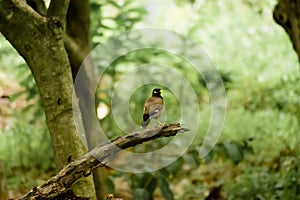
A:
90;0;147;45
225;147;299;200
210;139;254;165
92;0;299;199
131;173;158;200
0;113;54;191
0;31;42;117
129;172;174;200
9;63;43;118
0;36;50;193
0;0;299;199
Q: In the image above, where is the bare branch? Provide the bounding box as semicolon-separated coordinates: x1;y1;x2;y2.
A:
17;123;190;200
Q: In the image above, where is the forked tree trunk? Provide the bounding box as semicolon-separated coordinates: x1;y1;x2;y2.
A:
0;0;96;198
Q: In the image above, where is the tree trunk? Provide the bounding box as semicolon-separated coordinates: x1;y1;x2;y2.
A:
273;0;300;62
0;0;96;198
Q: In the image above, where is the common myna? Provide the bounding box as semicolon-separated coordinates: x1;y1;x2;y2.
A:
141;88;164;128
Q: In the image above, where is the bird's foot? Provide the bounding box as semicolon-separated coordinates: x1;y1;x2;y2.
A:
156;119;163;125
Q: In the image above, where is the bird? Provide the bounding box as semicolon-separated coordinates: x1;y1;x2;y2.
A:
141;88;164;128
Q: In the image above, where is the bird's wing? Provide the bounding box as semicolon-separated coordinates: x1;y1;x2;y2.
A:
149;103;163;117
147;97;163;118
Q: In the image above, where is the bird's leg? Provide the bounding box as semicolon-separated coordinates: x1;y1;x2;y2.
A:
156;119;163;125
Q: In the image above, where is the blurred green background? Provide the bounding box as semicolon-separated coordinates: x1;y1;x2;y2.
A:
0;0;299;199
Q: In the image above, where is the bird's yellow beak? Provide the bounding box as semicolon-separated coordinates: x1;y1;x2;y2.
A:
160;89;163;93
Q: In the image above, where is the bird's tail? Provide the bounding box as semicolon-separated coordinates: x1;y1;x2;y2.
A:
141;114;150;128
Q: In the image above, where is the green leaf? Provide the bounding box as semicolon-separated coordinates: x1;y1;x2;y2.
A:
164;157;184;177
33;105;44;118
25;87;37;101
144;174;157;195
9;91;24;102
108;0;121;8
90;2;101;11
204;151;214;164
15;63;29;79
157;175;174;200
122;0;134;8
223;141;244;164
98;22;114;30
130;173;157;199
22;104;34;113
19;73;33;88
184;151;201;168
106;176;115;194
126;8;148;15
132;188;150;200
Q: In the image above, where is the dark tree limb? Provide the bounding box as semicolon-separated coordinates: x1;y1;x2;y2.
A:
26;0;47;16
47;0;70;28
63;1;106;198
273;0;300;62
17;123;190;200
63;34;86;70
65;0;91;78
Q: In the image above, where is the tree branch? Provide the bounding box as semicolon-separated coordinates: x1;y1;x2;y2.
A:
26;0;47;16
0;0;45;34
47;0;70;27
63;34;86;71
17;123;190;200
65;0;91;79
64;3;104;197
273;0;300;61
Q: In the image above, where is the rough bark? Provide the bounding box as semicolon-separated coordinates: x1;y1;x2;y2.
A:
273;0;300;62
16;123;190;200
0;0;96;198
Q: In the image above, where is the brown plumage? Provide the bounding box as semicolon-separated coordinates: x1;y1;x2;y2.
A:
141;88;164;128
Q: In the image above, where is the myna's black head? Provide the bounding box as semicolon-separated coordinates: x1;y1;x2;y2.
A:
152;88;163;97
